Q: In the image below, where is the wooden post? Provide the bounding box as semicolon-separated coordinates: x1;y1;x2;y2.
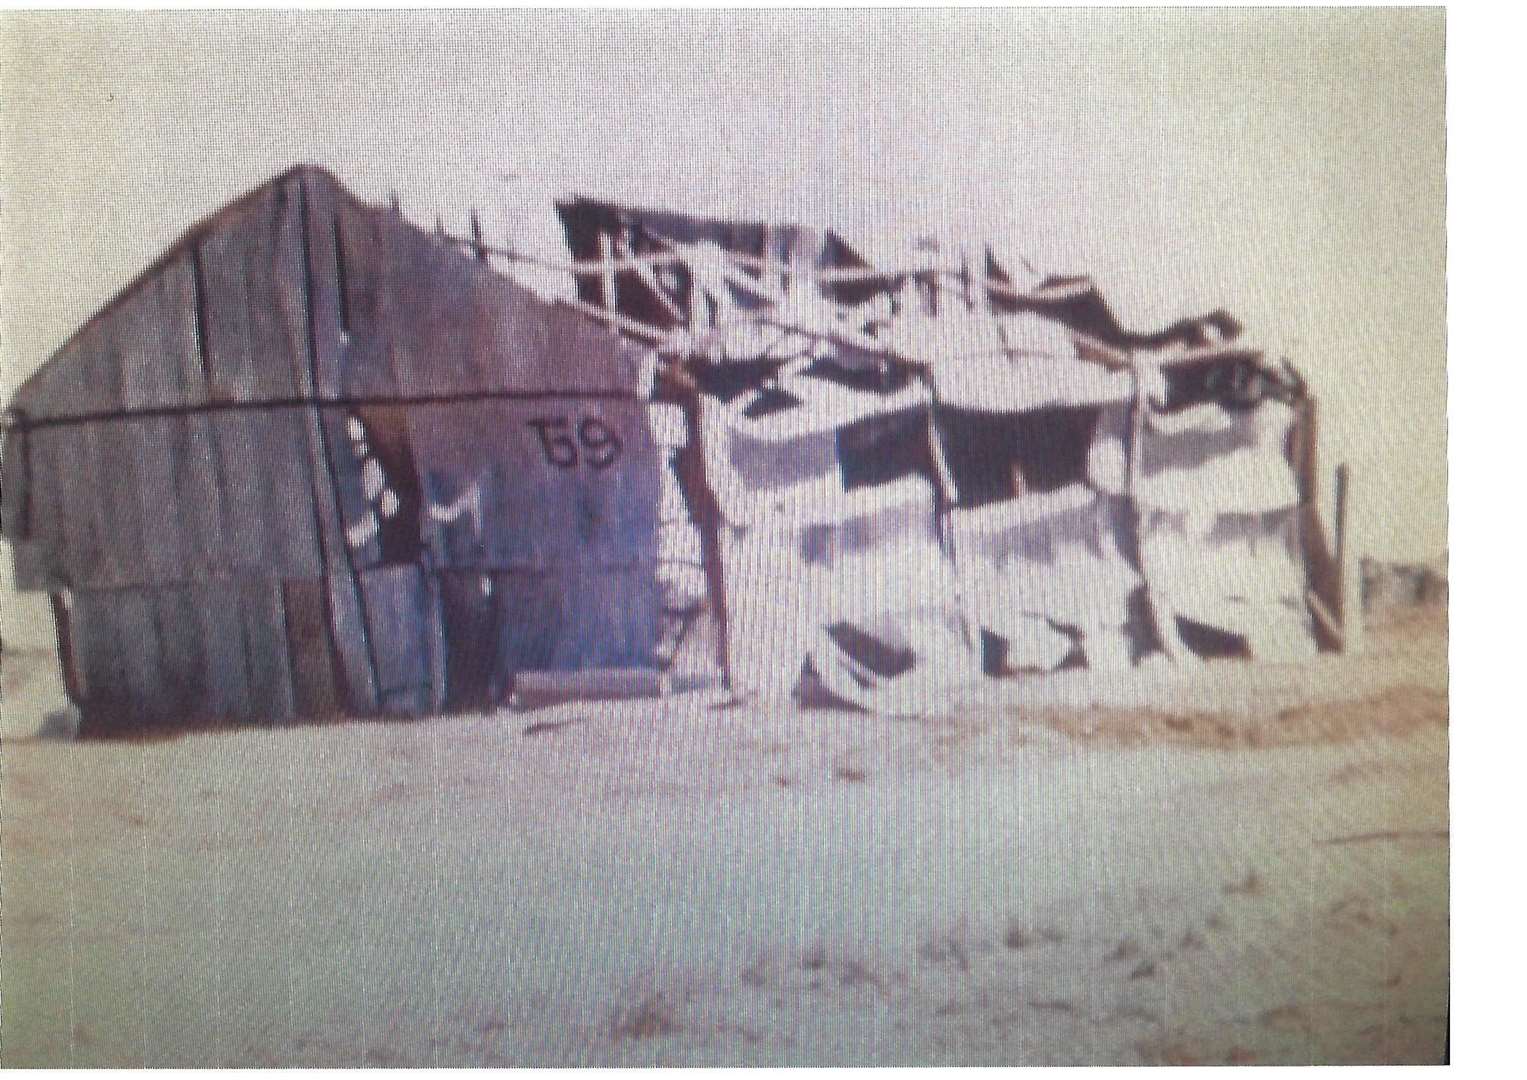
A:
598;231;618;315
675;393;731;689
469;209;487;262
48;591;85;706
1334;463;1365;654
789;241;812;307
1127;367;1182;661
1294;397;1342;652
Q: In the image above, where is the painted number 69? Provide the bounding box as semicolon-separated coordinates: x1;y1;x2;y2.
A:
526;416;623;470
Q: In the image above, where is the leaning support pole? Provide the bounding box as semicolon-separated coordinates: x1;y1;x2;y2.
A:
1334;463;1365;655
47;591;84;707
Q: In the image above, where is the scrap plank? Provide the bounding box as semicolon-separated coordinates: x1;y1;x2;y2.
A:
196;181;306;402
331;199;402;398
299;170;349;398
358;563;433;714
90;417;151;586
207;409;280;574
51;422;110;589
152;584;212;718
172;413;235;581
8;427;71;589
189;579;253;718
322;570;378;715
237;576;296;723
260;408;328;576
131;417;192;583
114;255;202;410
205;406;329;578
281;578;346;719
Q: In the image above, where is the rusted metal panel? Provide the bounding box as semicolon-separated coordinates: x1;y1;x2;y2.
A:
384;228;524;398
362;203;643;399
537;297;647;394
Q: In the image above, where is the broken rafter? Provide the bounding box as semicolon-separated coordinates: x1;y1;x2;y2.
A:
597;232;618;313
434;228;1098;306
1306;588;1343;650
560;295;670;345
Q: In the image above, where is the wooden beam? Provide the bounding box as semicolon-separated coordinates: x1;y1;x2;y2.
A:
598;231;617;313
1306;588;1343;650
1335;463;1365;655
760;223;775;291
559;295;667;344
469;209;487;262
1126;367;1184;662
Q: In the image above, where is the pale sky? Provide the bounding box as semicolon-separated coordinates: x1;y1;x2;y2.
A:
1;8;1445;559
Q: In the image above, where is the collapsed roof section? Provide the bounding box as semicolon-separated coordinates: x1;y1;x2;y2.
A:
547;195;1348;711
554;197;1245;353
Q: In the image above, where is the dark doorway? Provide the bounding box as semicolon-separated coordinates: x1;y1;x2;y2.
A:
440;572;507;712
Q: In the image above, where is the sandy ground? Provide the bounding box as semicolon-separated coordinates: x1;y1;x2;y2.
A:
0;608;1447;1065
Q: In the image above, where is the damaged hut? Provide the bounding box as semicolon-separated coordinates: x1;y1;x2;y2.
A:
2;165;1352;731
1;167;663;733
